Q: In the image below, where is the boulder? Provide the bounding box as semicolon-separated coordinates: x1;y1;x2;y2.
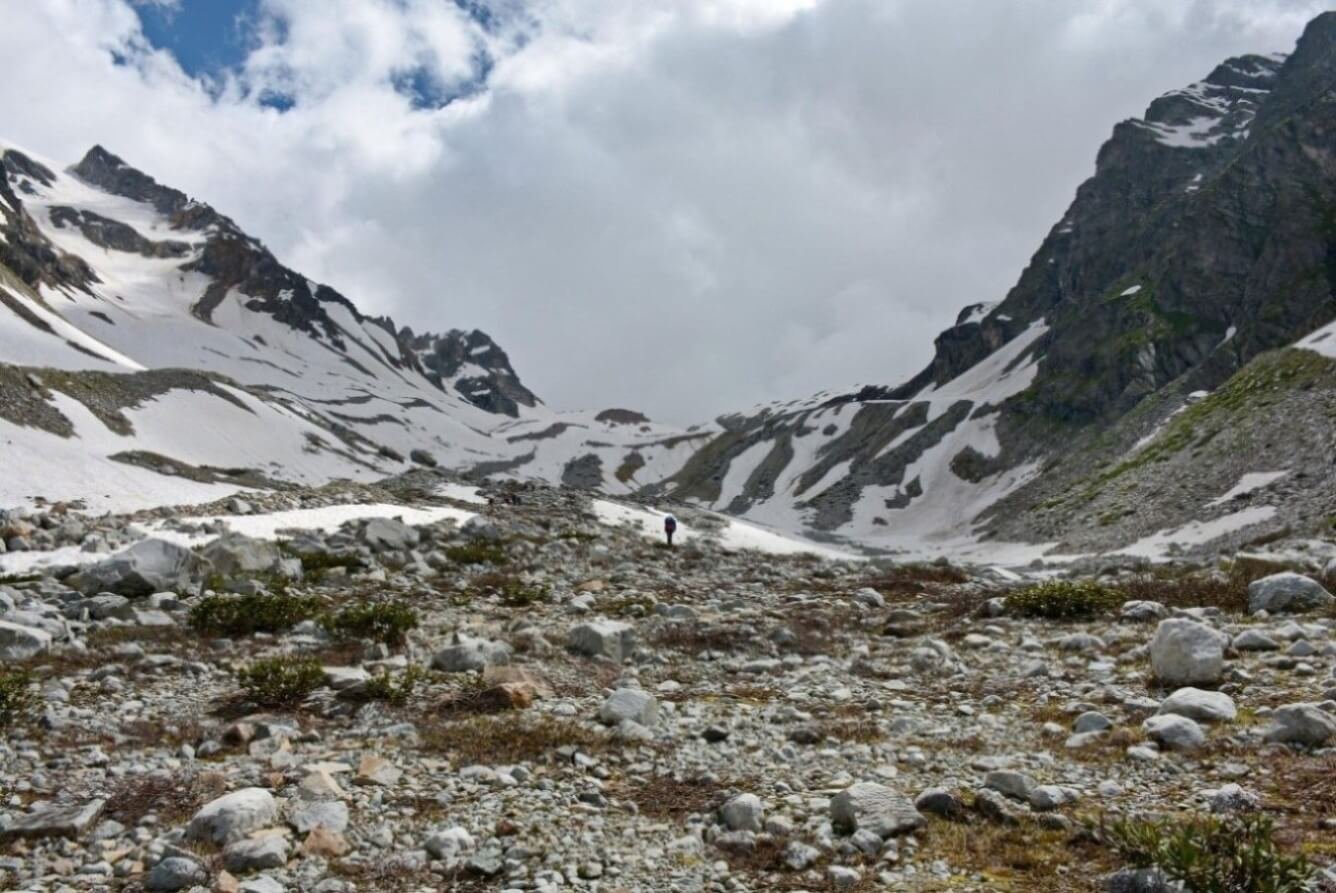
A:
1247;573;1334;614
431;634;512;672
1264;703;1336;747
1156;688;1236;723
1142;714;1206;751
830;782;924;838
409;449;438;468
598;688;658;727
1120;600;1168;622
359;518;420;552
222;836;290;872
85;593;134;620
145;857;208;892
1232;629;1279;651
200;533;291;579
68;538;207;596
0;799;104;841
719;793;765;832
1073;711;1113;734
425;826;475;861
1149;619;1225;686
983;770;1036;802
185;788;278;845
0;619;52;660
567;620;636;661
914;787;965;820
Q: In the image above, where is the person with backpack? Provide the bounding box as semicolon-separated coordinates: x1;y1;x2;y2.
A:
663;513;678;547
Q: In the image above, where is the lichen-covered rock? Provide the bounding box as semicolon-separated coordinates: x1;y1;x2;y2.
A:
830;782;924;838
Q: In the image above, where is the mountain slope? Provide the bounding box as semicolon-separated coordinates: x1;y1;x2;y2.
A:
637;14;1336;558
0;142;704;511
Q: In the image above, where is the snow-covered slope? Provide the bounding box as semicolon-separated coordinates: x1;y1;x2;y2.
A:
0;141;716;512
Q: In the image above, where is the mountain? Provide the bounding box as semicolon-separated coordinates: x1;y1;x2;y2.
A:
636;14;1336;559
0;140;700;512
3;13;1336;561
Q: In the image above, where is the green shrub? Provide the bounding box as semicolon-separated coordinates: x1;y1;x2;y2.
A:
1004;579;1122;620
346;666;425;706
236;656;324;707
321;602;419;648
444;542;507;566
0;670;36;727
498;579;549;607
1101;814;1313;893
0;573;40;586
189;593;323;636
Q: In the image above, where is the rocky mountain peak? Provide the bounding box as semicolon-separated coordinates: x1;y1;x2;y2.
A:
398;327;539;418
73;145;191;218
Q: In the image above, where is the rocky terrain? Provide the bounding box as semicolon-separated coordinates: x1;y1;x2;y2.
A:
1;479;1336;892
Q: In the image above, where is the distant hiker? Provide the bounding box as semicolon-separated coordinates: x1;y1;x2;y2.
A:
664;514;678;547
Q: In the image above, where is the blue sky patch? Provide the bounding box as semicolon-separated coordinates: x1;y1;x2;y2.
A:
133;0;260;78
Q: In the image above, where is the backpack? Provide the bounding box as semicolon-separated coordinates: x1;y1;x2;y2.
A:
664;515;678;532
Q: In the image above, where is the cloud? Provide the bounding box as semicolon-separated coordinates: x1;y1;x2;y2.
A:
0;0;1327;423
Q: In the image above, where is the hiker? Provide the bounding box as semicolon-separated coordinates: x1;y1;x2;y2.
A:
663;513;678;547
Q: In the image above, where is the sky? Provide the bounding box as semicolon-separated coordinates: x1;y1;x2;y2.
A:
0;0;1327;423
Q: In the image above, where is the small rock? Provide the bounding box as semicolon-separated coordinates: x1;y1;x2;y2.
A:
1142;714;1206;751
146;857;208;892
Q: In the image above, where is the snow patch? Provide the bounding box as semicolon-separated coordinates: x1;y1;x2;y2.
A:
591;499;856;561
1206;471;1287;508
1295;318;1336;359
1116;506;1277;560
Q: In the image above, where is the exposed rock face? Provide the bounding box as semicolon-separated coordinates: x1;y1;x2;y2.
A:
398;327;539;417
642;18;1336;553
595;409;651;425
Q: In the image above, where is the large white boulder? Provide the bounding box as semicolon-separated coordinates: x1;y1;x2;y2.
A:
185;788;278;845
1150;619;1226;686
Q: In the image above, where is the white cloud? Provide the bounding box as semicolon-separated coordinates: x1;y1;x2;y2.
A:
0;0;1327;422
